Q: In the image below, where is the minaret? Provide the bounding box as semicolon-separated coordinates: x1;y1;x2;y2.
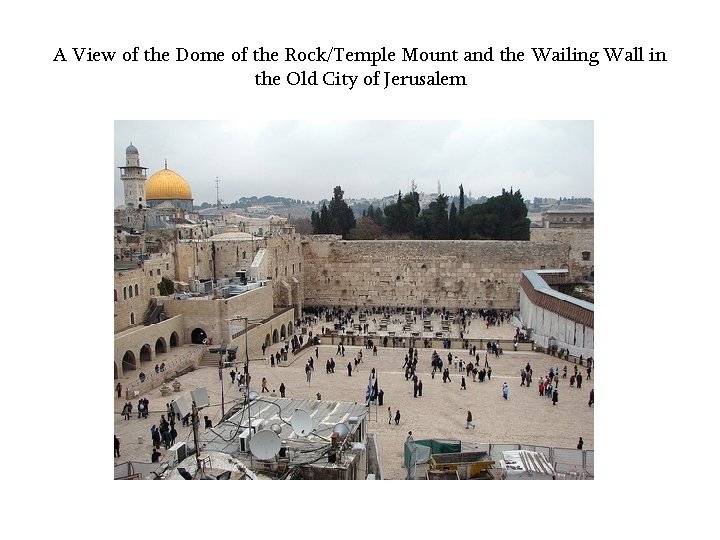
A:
119;143;148;208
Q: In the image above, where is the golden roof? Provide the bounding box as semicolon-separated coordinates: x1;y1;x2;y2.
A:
145;167;193;200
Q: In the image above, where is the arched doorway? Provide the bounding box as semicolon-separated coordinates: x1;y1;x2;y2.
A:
154;337;167;356
265;333;271;346
272;329;279;343
288;322;294;335
122;350;137;374
191;328;208;344
170;331;180;347
280;324;286;340
139;344;152;367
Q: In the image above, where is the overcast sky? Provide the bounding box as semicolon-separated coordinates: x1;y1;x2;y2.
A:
114;120;593;207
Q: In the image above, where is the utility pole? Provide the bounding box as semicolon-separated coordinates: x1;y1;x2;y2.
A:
191;400;201;474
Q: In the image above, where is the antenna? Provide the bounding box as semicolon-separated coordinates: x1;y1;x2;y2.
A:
215;176;221;210
249;429;281;460
290;410;314;437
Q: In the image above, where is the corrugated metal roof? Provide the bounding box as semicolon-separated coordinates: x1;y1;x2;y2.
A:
522;270;594;311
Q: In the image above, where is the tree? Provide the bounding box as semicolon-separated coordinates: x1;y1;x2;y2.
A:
327;186;356;237
448;201;458;239
416;194;449;239
347;216;383;239
463;188;530;240
157;277;174;296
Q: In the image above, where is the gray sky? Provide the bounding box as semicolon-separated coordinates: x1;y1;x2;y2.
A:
114;120;593;207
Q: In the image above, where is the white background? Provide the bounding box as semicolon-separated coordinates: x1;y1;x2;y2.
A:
3;0;716;537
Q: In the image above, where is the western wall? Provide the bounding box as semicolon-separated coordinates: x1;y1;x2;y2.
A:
301;239;572;310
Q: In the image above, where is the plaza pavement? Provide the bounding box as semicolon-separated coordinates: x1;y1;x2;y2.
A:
113;315;594;479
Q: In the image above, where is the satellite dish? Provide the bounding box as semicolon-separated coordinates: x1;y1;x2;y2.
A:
190;387;210;408
248;391;259;402
332;423;350;438
249;429;281;460
290;410;313;437
270;423;282;435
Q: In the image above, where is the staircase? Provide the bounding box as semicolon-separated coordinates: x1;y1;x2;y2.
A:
143;299;165;325
200;348;222;368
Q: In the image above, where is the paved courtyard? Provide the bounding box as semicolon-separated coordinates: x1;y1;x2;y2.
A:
114;314;594;479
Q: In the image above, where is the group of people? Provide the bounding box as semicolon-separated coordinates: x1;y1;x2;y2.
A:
120;397;151;420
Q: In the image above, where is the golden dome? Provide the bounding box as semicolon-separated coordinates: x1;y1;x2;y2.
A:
145;167;193;200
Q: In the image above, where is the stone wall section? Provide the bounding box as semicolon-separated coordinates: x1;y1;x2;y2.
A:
531;228;594;281
302;240;570;310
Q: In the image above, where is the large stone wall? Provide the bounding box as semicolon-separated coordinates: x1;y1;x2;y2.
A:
302;239;570;310
530;227;594;281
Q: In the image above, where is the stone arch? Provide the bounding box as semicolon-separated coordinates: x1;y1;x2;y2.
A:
122;350;137;373
272;329;279;343
154;337;167;355
288;321;294;335
191;328;208;344
280;324;287;339
139;344;152;364
265;333;271;346
169;331;180;347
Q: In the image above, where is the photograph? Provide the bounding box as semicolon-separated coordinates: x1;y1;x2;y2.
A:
113;120;594;480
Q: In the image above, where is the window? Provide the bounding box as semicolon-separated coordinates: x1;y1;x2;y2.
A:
130;312;135;324
581;251;591;261
135;284;139;296
123;287;127;299
114;289;118;302
243;251;246;259
129;287;133;298
150;270;153;276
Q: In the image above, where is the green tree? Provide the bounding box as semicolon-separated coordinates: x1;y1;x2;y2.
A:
448;200;458;239
463;188;530;240
416;194;449;239
157;276;174;296
327;186;356;237
347;216;383;239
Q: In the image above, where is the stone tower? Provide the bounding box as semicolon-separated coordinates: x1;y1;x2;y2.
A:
119;143;148;209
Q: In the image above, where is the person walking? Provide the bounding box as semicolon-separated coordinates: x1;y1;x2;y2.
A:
552;388;559;406
417;379;423;397
151;425;161;449
388;406;392;424
114;435;121;457
466;410;475;429
588;388;594;407
577;437;584;450
502;382;509;400
116;382;122;399
279;382;286;398
460;376;466;390
394;410;401;425
261;377;269;392
347;361;353;376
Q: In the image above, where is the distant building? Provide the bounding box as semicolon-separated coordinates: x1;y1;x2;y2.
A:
541;209;594;228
